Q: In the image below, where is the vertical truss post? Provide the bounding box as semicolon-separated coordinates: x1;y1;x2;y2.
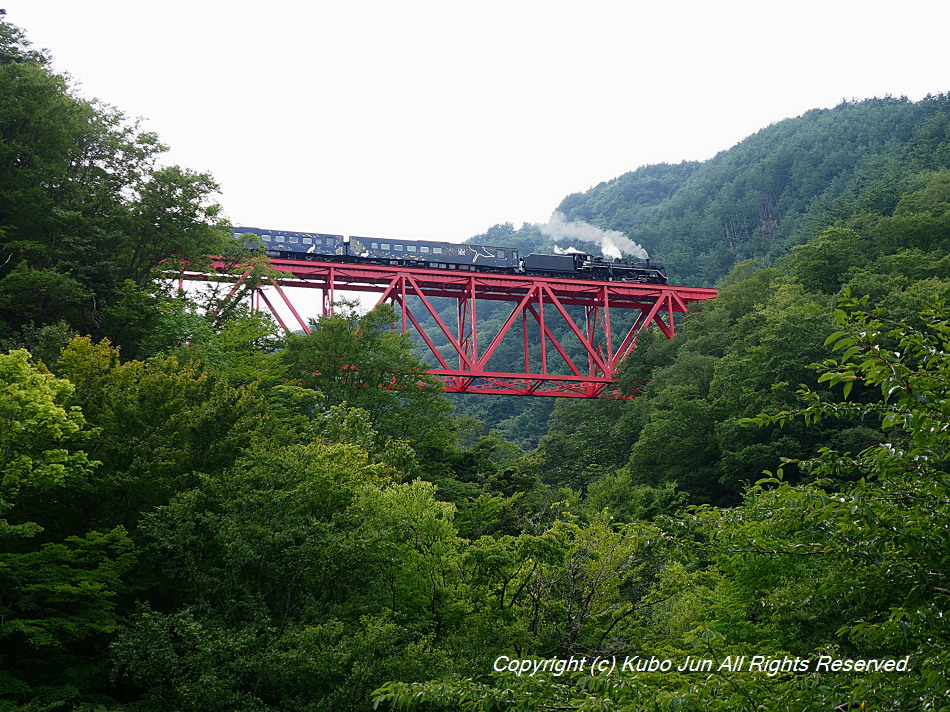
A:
456;276;478;369
522;305;530;374
398;275;408;333
537;286;547;375
322;266;335;317
585;303;602;378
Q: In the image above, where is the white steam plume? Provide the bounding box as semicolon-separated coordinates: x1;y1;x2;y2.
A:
539;211;648;260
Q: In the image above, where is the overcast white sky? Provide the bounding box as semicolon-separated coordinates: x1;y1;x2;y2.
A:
7;1;950;244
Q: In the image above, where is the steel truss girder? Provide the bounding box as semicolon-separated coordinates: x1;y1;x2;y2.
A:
201;257;717;398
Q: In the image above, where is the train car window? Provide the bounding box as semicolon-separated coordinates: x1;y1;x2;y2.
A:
371;242;378;249
313;237;322;245
420;246;430;253
407;245;417;252
289;237;299;244
381;243;390;250
395;244;404;251
433;247;443;254
262;235;272;242
302;238;313;245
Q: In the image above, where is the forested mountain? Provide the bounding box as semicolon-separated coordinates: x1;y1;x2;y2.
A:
2;16;949;712
568;96;950;285
474;95;950;287
459;94;950;446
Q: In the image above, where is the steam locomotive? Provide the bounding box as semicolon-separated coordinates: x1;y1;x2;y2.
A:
232;227;667;284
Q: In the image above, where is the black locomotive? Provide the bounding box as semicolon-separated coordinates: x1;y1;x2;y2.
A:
232;227;667;284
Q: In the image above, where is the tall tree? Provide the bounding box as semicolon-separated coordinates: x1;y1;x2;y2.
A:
0;350;134;706
281;303;455;450
0;18;233;352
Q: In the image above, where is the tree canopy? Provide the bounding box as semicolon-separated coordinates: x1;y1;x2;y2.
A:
0;18;232;354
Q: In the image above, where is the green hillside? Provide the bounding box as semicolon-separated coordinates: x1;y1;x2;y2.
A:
456;95;950;446
476;95;950;287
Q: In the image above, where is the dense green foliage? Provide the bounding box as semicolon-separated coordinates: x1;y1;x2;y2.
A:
1;16;949;712
376;296;950;711
0;23;229;355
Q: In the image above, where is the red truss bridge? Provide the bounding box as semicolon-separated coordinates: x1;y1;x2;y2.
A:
202;257;717;398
